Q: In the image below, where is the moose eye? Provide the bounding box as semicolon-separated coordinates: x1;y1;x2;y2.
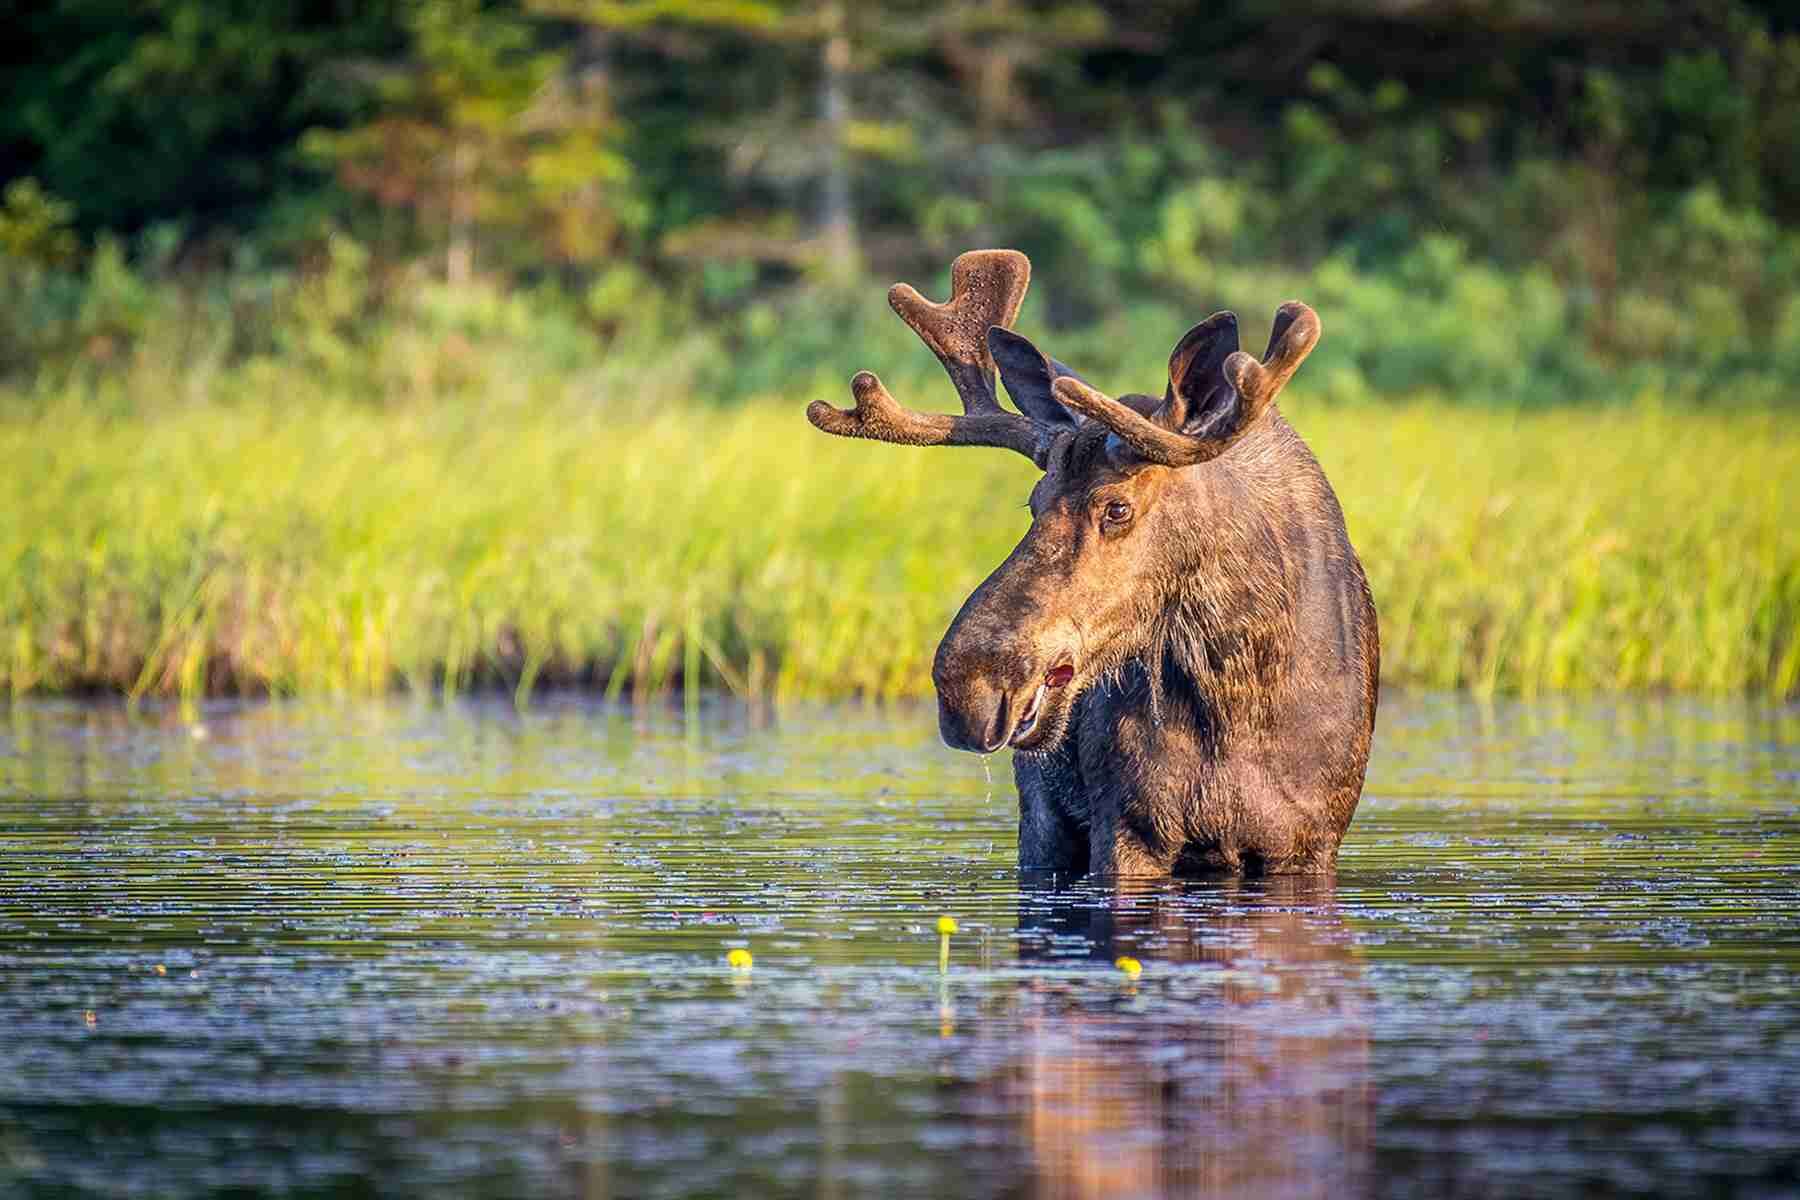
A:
1100;499;1134;528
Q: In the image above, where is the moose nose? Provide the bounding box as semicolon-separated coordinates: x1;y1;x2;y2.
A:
937;680;1012;754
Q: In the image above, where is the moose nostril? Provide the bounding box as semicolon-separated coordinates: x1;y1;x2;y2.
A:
937;682;1013;754
980;690;1011;753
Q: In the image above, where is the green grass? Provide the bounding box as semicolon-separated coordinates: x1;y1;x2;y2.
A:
2;386;1796;702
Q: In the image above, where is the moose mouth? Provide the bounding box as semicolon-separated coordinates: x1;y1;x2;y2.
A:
1009;662;1076;748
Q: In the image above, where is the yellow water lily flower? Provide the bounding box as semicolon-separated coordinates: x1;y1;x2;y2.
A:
726;948;753;970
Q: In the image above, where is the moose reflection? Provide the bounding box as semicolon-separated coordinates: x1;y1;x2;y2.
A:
986;878;1371;1200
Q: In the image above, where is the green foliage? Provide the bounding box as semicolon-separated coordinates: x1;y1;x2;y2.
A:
0;0;403;235
3;0;1800;702
0;179;84;374
1;377;1794;702
0;179;78;266
2;214;1792;415
3;1;1800;391
299;0;641;279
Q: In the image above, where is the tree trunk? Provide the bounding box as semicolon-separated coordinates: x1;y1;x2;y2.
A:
446;139;474;286
819;3;857;280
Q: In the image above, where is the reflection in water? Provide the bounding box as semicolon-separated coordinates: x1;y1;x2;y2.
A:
0;694;1796;1197
1004;880;1370;1200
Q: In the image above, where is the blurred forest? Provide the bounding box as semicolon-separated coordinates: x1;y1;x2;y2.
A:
3;1;1799;703
4;0;1800;407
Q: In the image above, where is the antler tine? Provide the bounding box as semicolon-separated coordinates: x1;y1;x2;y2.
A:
805;370;1044;461
806;249;1051;465
886;250;1030;415
1049;302;1322;468
1050;376;1205;466
1223;301;1320;410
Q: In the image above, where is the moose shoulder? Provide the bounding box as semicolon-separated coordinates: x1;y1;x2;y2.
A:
807;250;1379;877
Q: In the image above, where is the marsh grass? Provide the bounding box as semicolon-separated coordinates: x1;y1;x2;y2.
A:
2;387;1795;702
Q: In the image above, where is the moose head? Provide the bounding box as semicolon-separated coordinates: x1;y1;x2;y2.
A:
806;249;1322;759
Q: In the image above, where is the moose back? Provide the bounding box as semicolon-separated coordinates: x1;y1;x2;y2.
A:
807;250;1378;877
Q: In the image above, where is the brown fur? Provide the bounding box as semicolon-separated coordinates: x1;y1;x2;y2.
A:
980;409;1380;876
808;250;1379;877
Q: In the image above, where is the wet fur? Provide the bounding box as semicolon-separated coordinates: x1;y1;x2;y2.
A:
806;251;1376;877
1005;410;1378;877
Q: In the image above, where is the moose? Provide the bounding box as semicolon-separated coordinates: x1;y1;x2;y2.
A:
806;250;1378;877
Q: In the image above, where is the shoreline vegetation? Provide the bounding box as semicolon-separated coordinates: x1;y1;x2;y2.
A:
6;4;1800;703
5;356;1795;704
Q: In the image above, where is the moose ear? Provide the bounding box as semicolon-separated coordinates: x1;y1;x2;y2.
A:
988;327;1080;431
1165;311;1242;440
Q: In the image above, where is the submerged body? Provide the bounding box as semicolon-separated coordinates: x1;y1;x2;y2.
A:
808;249;1379;876
1008;413;1379;877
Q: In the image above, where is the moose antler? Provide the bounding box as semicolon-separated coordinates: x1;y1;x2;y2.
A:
1050;302;1321;467
806;250;1057;466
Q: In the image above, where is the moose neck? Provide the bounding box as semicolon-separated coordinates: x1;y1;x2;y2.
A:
1145;456;1299;742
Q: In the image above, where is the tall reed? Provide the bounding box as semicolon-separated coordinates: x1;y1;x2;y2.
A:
2;386;1794;702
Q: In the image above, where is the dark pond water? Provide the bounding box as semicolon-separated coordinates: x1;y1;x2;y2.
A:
1;693;1797;1199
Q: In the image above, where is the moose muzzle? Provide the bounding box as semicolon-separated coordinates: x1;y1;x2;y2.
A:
933;602;1078;754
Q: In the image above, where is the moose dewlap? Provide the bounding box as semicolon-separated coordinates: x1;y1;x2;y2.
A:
806;249;1379;878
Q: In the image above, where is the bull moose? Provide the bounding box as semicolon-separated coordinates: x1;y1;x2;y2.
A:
806;250;1378;877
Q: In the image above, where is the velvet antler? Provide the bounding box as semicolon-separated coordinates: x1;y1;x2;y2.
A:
1049;302;1321;468
806;250;1059;466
